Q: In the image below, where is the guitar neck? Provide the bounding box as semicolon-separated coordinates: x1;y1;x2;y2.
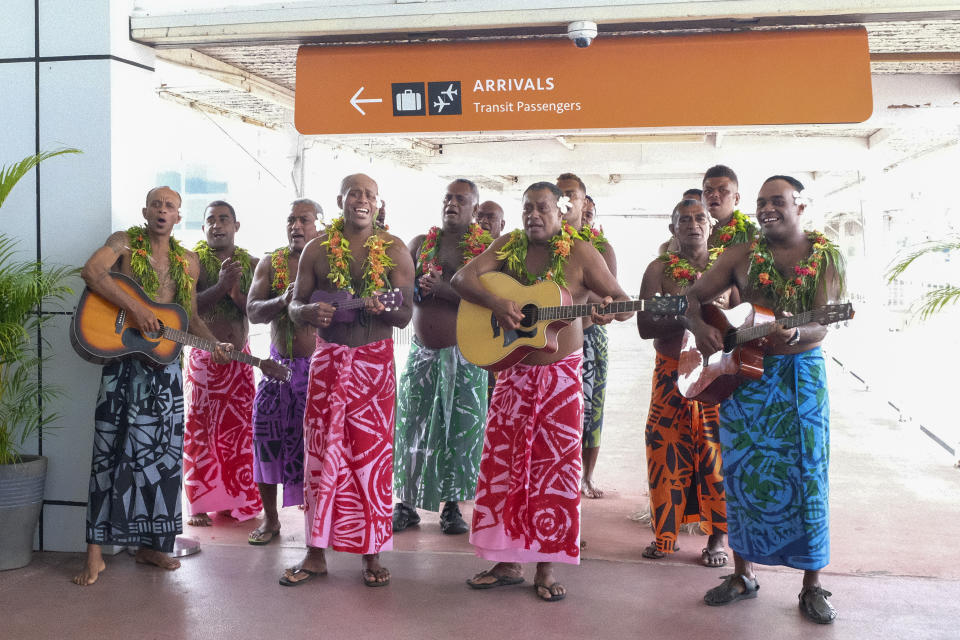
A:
162;327;262;368
734;309;818;345
542;298;659;321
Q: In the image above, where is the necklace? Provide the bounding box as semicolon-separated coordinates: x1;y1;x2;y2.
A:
194;241;252;320
127;225;193;315
660;247;720;287
710;209;757;252
497;225;574;286
579;225;609;253
322;217;395;297
270;247;291;295
748;230;843;313
416;223;493;277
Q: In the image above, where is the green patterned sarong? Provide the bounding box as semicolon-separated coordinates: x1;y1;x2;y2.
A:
582;324;609;448
394;337;488;510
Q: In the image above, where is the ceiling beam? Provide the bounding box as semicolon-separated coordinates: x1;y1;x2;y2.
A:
156;48;295;110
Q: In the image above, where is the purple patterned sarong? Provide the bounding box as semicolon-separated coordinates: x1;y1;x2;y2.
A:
252;344;311;507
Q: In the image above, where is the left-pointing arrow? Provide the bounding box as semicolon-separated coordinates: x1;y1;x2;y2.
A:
350;87;383;115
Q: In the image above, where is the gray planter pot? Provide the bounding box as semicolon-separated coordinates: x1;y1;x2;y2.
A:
0;455;47;571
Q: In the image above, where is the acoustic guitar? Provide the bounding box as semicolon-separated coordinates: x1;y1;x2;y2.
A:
309;288;403;324
676;301;854;404
457;271;687;371
70;272;291;382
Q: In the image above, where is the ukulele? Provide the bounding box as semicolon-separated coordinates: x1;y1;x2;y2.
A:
70;272;291;381
676;301;854;404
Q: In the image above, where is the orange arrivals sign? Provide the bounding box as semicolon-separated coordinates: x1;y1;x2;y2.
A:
295;28;872;135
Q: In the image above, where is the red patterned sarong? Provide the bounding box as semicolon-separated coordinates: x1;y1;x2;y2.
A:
303;338;395;554
470;351;584;565
183;347;262;521
645;352;727;553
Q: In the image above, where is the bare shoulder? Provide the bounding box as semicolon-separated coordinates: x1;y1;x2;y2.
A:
183;247;201;278
104;230;132;254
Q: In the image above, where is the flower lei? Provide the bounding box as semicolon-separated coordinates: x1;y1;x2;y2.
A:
322;217;395;297
710;209;757;252
270;247;291;295
748;230;844;313
659;248;721;287
416;223;493;277
579;224;609;253
127;225;193;316
497;225;574;286
194;241;253;320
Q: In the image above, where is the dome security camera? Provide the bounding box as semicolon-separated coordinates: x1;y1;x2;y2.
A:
567;21;598;48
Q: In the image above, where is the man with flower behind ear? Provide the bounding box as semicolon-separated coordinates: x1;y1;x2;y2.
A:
393;179;493;535
557;173;617;500
637;199;736;567
283;174;414;588
454;182;632;602
245;199;322;546
685;176;845;624
74;186;233;586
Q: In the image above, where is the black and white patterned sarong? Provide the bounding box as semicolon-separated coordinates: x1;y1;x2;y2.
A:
85;358;184;552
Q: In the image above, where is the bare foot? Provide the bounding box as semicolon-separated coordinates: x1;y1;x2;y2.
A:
187;512;213;527
72;545;106;586
134;548;181;571
580;477;604;499
361;553;390;586
701;531;728;567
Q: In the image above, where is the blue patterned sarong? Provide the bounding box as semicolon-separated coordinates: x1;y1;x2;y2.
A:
719;347;830;571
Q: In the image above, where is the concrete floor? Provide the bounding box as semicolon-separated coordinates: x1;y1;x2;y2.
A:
3;323;959;639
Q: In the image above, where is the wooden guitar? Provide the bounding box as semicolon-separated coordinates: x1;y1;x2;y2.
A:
676;301;854;404
70;272;292;381
309;288;403;324
457;271;687;371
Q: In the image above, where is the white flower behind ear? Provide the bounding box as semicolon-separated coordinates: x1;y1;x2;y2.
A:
792;190;806;206
557;195;572;214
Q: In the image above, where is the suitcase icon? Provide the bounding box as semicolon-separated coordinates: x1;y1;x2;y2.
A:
396;89;422;112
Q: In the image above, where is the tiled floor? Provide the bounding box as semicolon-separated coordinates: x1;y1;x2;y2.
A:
3;324;959;639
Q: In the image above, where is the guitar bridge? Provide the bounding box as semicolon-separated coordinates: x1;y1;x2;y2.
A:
114;309;125;334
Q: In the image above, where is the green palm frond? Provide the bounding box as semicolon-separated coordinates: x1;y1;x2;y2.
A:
0;148;81;209
911;285;960;321
886;236;960;282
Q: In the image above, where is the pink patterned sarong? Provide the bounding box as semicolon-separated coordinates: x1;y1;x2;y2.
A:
303;337;395;554
470;350;584;565
183;347;262;521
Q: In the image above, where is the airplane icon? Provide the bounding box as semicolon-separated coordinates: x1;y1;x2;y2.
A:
441;83;458;102
433;96;448;113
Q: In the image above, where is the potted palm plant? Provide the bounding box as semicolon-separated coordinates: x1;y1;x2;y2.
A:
0;148;79;570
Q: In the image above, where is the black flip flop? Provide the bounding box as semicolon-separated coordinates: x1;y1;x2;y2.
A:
279;567;321;587
466;570;525;590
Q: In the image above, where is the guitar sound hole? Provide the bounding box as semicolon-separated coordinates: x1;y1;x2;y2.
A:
520;304;538;328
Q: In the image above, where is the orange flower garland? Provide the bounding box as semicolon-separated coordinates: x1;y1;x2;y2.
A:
322;217;395;297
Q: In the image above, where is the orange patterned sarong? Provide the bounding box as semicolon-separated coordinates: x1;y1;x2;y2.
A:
645;351;727;553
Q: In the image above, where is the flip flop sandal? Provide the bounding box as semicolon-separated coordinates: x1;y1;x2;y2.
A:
248;529;279;546
362;568;391;587
704;573;759;606
278;567;321;587
534;582;566;602
466;570;525;590
701;547;729;567
642;542;679;559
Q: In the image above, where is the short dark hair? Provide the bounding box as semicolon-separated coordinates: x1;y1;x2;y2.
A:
450;178;479;201
556;172;587;194
206;199;236;220
763;175;805;192
682;188;703;200
585;194;595;205
523;181;562;200
703;165;739;187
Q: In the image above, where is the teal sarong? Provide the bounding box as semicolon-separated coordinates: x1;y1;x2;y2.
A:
394;337;488;511
719;347;830;571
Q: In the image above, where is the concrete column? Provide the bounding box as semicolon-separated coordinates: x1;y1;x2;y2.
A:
0;0;156;551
